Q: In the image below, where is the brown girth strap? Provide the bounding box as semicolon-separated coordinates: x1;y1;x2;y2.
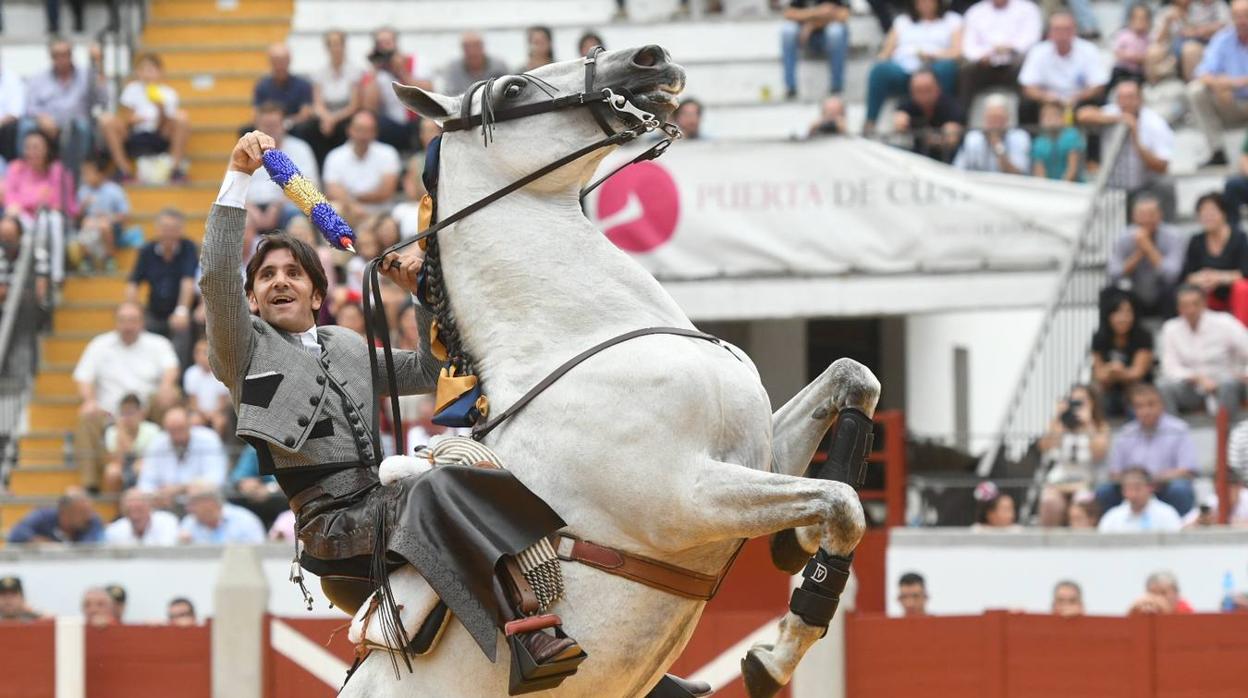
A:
554;534;743;602
472;327;735;441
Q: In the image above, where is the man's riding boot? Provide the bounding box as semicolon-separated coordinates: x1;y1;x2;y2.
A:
498;557;587;696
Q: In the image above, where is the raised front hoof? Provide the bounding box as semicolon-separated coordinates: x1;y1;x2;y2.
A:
769;528;810;575
741;645;785;698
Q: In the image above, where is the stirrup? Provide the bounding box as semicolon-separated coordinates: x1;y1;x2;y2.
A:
504;614;588;696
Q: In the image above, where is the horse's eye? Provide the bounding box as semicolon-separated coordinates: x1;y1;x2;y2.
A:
504;83;523;98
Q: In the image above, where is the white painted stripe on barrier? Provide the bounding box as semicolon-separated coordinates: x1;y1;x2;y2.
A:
54;616;84;698
687;615;784;692
270;618;350;688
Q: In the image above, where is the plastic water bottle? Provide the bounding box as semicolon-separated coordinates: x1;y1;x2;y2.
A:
1222;571;1236;613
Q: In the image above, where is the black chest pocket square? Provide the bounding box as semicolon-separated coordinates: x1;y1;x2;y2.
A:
241;372;284;408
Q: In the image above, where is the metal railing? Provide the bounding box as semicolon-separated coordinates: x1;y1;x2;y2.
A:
977;125;1130;478
0;225;43;480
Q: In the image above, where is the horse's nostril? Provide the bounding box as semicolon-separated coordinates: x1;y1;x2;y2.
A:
632;45;665;68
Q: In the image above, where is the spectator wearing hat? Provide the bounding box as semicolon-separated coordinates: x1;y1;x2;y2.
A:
1097;467;1184;532
81;587;119;628
7;489;103;544
167;597;196;626
104;488;179;546
1051;580;1085;616
897;572;929;617
0;577;40;621
105;584;127;622
178;483;265;545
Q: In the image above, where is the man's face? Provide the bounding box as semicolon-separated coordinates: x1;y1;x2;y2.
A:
983;105;1008;131
268;45;291;76
1116;83;1142;115
1233;0;1248;36
675;103;701;137
1146;579;1178;608
1177;290;1205;326
247;248;323;333
82;591;115;627
1052;585;1084;617
375;30;397;54
1122;473;1153;511
156;215;183;247
1132;390;1164;429
1050;15;1076;52
348;113;377;149
255;110;286;141
50;42;72;74
462;34;485;69
58;500;93;536
1133;199;1160;229
0;218;20;246
136;59;160;84
116;304;144;344
898;583;928;616
189;496;223;528
910;74;939;110
168;602;195;626
163;410;191;449
122;491;151;528
117;401;142;428
0;590;24;616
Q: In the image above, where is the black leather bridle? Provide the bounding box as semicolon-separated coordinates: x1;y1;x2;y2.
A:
362;47;683;457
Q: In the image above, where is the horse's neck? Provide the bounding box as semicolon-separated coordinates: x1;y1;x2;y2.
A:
434;167;689;395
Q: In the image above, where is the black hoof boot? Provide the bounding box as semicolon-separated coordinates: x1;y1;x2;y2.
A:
741;645;784;698
647;673;713;697
769;528;810;575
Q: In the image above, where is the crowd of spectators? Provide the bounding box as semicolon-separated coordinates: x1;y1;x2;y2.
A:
0;573;200;627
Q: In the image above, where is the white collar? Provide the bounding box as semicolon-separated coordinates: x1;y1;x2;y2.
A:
293;325;321;352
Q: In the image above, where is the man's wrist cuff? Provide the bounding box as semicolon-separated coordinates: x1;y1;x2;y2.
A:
216;170;253;209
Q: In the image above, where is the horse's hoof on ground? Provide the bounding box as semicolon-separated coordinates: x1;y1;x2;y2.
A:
769;528;809;575
741;645;784;698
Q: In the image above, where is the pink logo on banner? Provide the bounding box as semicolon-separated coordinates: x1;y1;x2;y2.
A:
595;161;680;253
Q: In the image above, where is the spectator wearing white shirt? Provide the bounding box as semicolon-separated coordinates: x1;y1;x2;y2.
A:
178;483;265;545
98;53;191;182
137;407;229;507
1098;467;1184;532
245;101;318;241
102;393;162;491
104;488;180;546
956;0;1043;112
0;57;25;162
953;94;1031;174
1018;12;1110;125
304;29;364;164
1157;284;1248;420
1076;80;1175;216
323;110;400;223
183;339;231;437
73;301;180;493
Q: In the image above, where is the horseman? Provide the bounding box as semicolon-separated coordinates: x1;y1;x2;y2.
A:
200;131;582;675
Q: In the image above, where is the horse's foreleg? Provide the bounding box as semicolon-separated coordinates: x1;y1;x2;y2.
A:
769;358;880;573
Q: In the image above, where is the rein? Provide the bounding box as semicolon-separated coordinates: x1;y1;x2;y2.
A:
361;48;682;457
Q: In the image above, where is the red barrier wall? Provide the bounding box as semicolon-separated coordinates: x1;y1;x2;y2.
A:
86;623;211;698
847;611;1248;698
0;620;54;698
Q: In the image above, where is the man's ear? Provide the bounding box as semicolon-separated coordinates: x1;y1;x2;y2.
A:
393;82;462;124
247;292;259;315
311;289;324;313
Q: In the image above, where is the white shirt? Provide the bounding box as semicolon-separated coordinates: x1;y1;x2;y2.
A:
183;364;230;416
323;141;401;212
391;200;423;240
1098;497;1183;532
246;135;319;206
1182;488;1248;525
119;80;179;133
292;325;321;356
72;331;179;415
962;0;1043;63
1019;39;1109;99
103;510;180;546
953;128;1032;173
892;14;963;73
1099;104;1173;189
317;62;364;111
136;426;229;492
179;503;266;545
0;69;25;120
1159;310;1248;384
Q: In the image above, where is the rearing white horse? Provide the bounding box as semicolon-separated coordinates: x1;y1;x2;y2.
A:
342;45;880;698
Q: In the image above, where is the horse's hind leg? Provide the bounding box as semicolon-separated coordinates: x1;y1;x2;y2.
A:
769;358;880;573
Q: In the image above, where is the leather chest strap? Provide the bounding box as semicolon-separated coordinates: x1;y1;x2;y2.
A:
555;534;735;601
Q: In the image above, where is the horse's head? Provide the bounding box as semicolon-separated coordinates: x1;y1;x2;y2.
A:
394;45;685;193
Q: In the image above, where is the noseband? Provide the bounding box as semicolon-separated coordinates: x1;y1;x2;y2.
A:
362;47;683;457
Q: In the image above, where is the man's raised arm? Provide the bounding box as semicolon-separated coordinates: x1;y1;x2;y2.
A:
199;132;275;388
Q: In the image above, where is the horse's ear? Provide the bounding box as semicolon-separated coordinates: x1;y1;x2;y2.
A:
392;82;460;124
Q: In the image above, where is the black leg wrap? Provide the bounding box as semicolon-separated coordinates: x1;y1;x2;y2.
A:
810;407;874;488
789;549;852;628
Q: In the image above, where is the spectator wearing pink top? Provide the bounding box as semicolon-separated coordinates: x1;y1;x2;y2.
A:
2;130;77;283
1109;5;1153;92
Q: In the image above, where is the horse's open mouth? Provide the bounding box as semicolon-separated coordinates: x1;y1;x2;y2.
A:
634;82;684;113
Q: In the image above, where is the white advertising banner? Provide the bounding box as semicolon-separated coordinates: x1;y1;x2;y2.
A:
586;137;1092;281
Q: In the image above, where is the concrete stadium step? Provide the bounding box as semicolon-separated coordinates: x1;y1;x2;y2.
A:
131;212;209;243
181;97;253;127
151;0;293;21
0;497;117;532
142;16;290;45
293;0;614;33
18;432;67;467
8;466;80;496
61;276;128;304
27;398;80;431
166;71;263;101
150;45;271;73
287;17;885;77
129;184;217;217
188;154;230;182
51;304;117;336
189;127;243;157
